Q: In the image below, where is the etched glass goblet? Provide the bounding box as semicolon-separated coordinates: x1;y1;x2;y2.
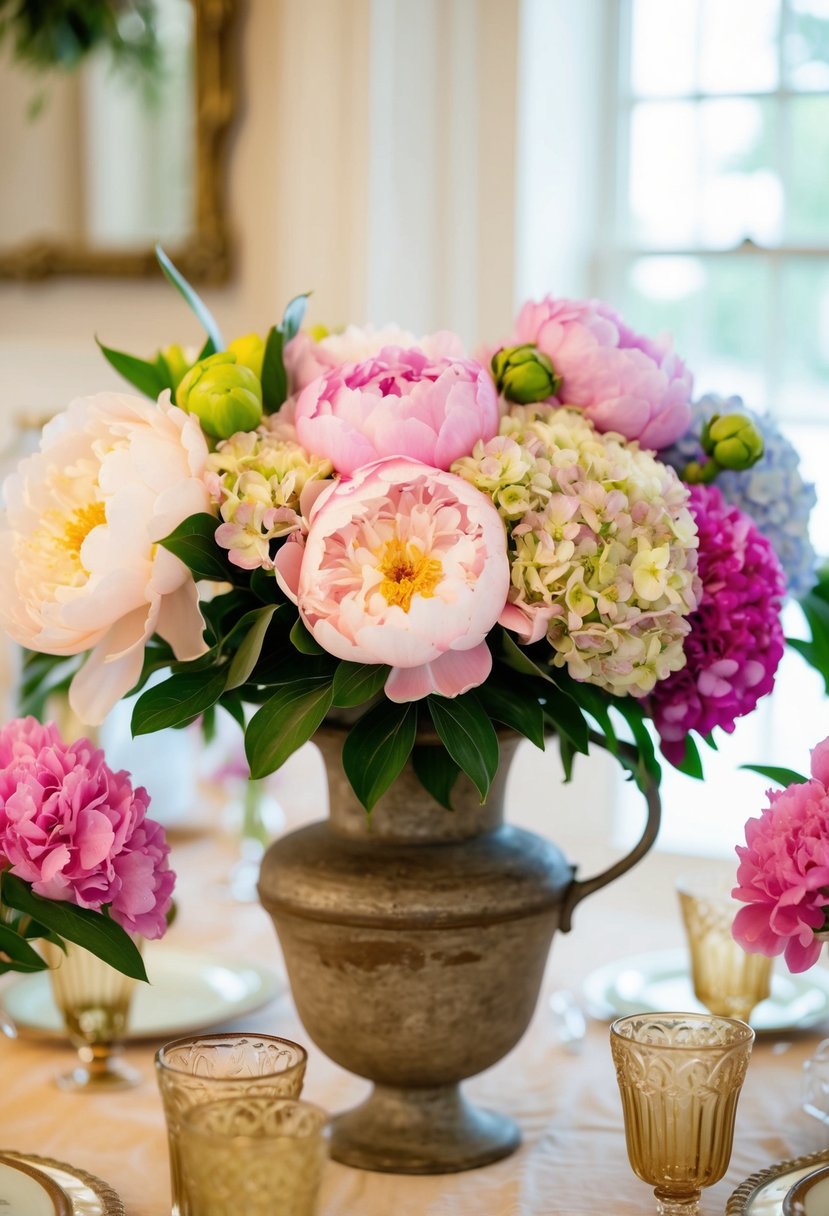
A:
610;1012;754;1215
155;1032;307;1216
677;873;773;1023
179;1096;328;1216
41;938;142;1091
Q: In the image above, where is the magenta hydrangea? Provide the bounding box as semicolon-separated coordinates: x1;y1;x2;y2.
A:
732;738;829;973
293;342;500;476
648;484;785;763
0;717;174;939
503;296;693;449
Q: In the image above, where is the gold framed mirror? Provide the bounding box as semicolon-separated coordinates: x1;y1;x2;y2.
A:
0;0;238;284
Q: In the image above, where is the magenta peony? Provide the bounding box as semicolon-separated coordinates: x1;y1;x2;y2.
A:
646;483;782;758
732;739;829;972
274;457;510;702
0;717;175;939
503;296;692;449
648;484;785;762
293;342;500;477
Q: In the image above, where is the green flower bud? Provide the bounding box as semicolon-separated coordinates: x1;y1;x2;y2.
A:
176;352;263;439
682;459;719;485
700;412;764;472
491;343;561;405
160;344;191;392
227;333;265;381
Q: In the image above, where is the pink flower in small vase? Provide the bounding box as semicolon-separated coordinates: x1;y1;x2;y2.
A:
274;457;510;701
293;339;500;476
503;296;693;449
733;741;829;973
0;718;175;939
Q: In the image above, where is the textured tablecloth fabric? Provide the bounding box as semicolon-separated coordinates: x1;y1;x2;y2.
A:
1;753;827;1216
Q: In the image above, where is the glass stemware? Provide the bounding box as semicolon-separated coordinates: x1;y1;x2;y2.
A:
41;939;142;1091
179;1096;328;1216
155;1033;307;1216
610;1012;754;1215
677;872;773;1022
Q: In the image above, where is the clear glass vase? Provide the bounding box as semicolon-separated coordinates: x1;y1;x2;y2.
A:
41;939;142;1091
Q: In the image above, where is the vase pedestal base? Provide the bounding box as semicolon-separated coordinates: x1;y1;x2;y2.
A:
330;1083;521;1175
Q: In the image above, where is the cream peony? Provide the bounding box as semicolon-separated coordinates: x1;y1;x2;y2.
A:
0;392;212;724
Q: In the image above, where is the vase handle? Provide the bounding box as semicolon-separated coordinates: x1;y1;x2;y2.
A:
558;759;661;933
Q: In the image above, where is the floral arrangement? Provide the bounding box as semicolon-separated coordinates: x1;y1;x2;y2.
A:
0;0;159;78
733;738;829;973
0;250;822;816
0;715;173;981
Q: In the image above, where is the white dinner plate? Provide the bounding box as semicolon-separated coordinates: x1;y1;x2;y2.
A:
0;1157;72;1216
2;948;285;1042
728;1151;829;1216
583;947;829;1033
0;1153;123;1216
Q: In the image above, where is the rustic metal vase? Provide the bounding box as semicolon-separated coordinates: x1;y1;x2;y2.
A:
258;726;660;1175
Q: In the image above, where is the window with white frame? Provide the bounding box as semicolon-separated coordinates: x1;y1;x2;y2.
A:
596;0;829;855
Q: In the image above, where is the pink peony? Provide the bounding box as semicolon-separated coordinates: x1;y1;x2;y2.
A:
285;324;420;395
292;342;500;477
649;484;785;763
503;296;692;449
732;741;829;972
0;717;174;939
274;457;510;702
0;392;212;725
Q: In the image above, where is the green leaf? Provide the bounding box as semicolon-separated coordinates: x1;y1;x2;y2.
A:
250;566;279;604
196;334;216;361
476;682;545;749
96;339;168;399
559;736;576;783
427;693;499;802
741;764;809;786
499;630;555;684
226;606;278;690
132;667;227;735
250;650;336;687
702;731;718;750
260;325;286;414
673;734;704;780
290;618;325;656
245;680;334;778
615;698;662;790
0;922;49;972
331;662;390;709
219;694;247;732
342;701;418;812
542;688;590;754
1;874;147;982
160;513;241;584
411;745;460;810
281;292;310;342
156;244;224;352
563;680;618;755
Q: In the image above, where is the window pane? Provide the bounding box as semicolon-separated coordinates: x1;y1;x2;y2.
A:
779;260;829;422
623;255;770;405
699;0;780;93
630;0;697;96
699;98;781;246
629;102;697;245
786;0;829;90
787;96;829;240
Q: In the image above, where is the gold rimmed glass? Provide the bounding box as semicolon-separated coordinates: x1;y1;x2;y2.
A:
179;1096;328;1216
41;939;142;1092
677;872;773;1022
610;1012;754;1216
155;1032;307;1216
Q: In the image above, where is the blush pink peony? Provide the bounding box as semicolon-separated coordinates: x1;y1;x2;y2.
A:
503;296;693;449
274;457;510;701
732;739;829;973
0;717;175;939
285;323;421;394
292;341;500;477
0;392;213;725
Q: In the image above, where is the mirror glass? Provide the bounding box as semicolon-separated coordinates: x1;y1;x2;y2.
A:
0;0;197;257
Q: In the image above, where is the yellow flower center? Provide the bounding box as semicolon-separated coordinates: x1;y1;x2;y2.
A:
377;537;442;613
63;502;107;561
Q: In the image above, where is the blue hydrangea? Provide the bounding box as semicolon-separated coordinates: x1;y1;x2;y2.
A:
660;394;817;598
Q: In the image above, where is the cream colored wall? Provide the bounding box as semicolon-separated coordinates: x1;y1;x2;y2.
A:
0;0;372;422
